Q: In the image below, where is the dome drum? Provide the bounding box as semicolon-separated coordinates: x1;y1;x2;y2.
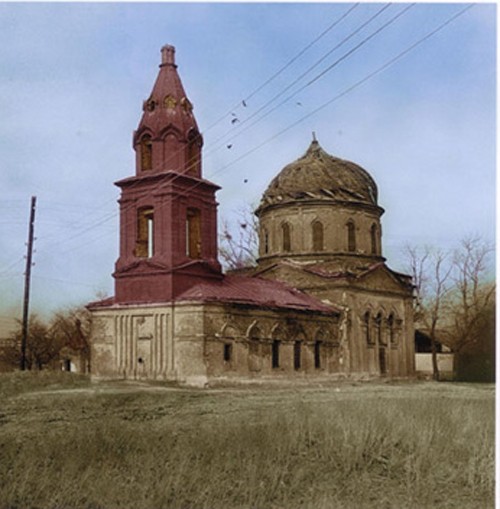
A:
258;203;384;264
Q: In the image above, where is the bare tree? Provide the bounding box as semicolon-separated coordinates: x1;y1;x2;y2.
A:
0;306;92;373
446;237;495;376
219;206;259;271
50;306;91;373
1;315;62;370
406;246;452;380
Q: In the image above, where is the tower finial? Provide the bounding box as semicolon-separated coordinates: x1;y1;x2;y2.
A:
312;131;317;143
161;45;176;67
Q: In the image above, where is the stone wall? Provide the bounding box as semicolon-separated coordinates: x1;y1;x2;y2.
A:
90;304;175;381
90;300;343;385
201;303;342;380
308;285;414;377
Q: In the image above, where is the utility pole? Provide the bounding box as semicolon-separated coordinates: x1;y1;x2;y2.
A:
20;196;36;371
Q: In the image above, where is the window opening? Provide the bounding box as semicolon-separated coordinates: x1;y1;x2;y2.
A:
379;347;387;375
314;341;322;369
371;224;378;255
264;229;269;254
282;223;291;252
223;343;232;363
272;340;280;369
312;221;324;251
186;208;201;259
294;341;302;370
136;208;154;258
141;135;153;171
347;221;356;252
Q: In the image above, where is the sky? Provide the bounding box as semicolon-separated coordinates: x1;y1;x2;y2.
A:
0;2;496;335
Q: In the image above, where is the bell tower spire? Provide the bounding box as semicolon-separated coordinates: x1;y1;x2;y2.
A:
113;45;222;304
133;45;203;177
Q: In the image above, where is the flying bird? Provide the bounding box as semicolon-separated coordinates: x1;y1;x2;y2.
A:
231;118;239;124
242;100;247;107
227;144;233;149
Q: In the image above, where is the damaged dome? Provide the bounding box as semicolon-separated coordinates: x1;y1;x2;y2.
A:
258;139;379;211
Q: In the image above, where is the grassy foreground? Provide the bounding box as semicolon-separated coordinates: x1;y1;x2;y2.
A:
0;372;494;509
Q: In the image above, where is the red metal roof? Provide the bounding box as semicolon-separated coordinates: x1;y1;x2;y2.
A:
176;275;339;314
88;275;340;314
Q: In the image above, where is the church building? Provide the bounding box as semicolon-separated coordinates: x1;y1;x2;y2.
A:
88;45;415;386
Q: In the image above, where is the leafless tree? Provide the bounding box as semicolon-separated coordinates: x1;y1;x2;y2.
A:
0;306;92;372
406;246;452;380
1;315;62;370
446;237;495;374
219;206;259;271
407;236;495;380
50;306;91;373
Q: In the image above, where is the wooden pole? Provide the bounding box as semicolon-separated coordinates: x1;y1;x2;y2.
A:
20;196;36;371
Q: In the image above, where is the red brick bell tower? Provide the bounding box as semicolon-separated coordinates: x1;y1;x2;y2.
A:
113;45;222;304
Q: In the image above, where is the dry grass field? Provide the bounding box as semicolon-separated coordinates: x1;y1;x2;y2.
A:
0;372;494;509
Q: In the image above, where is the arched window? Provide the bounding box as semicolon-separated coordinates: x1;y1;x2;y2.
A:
282;223;291;252
136;207;154;258
312;221;324;251
347;220;356;252
371;224;378;255
140;135;153;171
223;343;232;363
221;325;237;366
263;229;269;254
186;208;201;259
363;311;371;345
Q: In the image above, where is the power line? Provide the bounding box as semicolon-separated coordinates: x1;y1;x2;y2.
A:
0;257;25;276
38;210;118;250
32;5;473;265
202;4;475;181
0;273;23;281
52;5;407;251
306;3;415;88
207;3;392;154
32;274;105;288
207;3;414;155
36;5;363;244
243;3;361;105
86;0;457;253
